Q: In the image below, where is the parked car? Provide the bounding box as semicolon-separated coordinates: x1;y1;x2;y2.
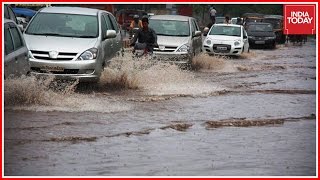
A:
242;13;264;30
149;15;202;65
231;17;243;25
24;7;122;82
263;15;286;44
215;16;225;24
4;19;30;79
246;22;276;48
4;4;24;31
12;7;37;29
203;24;250;56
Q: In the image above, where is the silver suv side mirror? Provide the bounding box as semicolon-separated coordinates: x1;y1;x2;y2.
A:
194;31;202;37
106;30;116;39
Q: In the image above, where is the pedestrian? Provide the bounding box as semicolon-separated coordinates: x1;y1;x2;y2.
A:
129;14;143;39
224;16;231;24
236;17;242;25
209;6;217;24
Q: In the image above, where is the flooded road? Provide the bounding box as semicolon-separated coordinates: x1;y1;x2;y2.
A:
4;40;316;176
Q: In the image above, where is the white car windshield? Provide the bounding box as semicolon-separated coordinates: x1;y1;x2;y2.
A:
209;26;241;37
25;13;98;38
149;19;190;37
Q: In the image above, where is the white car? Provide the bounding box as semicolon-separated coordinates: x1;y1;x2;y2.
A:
203;24;250;56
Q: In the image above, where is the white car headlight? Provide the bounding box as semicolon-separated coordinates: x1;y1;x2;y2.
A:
234;41;240;46
248;36;254;39
177;44;190;52
205;39;212;45
77;48;98;60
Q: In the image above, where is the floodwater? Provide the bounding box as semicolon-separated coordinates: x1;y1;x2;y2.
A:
4;40;317;176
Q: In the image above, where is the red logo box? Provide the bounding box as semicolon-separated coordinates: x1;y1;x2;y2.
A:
284;4;316;35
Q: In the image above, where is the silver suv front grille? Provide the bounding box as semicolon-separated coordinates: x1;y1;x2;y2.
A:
31;50;78;61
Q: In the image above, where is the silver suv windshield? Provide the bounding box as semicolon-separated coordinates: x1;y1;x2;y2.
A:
149;19;190;37
209;26;241;37
25;13;98;38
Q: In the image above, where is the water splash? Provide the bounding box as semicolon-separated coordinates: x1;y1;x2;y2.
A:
99;53;225;96
4;76;131;113
192;53;239;73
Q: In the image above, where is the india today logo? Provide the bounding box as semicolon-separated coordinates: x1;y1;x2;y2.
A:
284;5;316;35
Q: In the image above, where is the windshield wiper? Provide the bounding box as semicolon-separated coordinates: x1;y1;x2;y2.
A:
174;34;189;37
75;35;97;38
27;33;64;36
156;33;176;36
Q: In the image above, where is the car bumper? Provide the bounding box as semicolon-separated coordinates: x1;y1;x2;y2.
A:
153;52;192;64
249;38;275;46
203;45;243;56
29;58;101;82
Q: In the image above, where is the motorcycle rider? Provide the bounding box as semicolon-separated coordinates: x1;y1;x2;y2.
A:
129;14;143;39
130;16;157;54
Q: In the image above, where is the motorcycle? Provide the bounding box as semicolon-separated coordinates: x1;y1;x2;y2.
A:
129;27;140;40
132;43;153;59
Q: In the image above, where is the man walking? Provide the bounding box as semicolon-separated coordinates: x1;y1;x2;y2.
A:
209;6;217;24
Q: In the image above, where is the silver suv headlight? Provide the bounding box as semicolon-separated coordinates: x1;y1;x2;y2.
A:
77;48;98;60
177;44;190;52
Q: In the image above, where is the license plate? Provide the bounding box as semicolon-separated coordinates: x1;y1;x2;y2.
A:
40;66;64;72
217;46;227;50
255;41;265;44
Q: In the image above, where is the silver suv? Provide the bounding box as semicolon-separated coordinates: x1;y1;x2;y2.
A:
149;15;202;65
24;7;122;82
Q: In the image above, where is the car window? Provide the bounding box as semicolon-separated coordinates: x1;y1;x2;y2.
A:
149;19;190;37
190;20;195;33
108;14;119;33
10;26;24;49
26;13;98;38
7;6;18;24
100;14;107;38
4;5;10;19
192;20;199;31
248;24;273;32
102;14;113;30
209;25;241;37
4;26;14;55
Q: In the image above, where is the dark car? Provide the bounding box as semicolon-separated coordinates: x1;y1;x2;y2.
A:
263;15;286;44
246;22;276;49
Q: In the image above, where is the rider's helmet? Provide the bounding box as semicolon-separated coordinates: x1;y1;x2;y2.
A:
141;15;149;24
133;14;139;22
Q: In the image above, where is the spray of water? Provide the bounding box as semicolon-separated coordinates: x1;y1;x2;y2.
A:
4;76;131;113
99;53;225;96
4;76;60;106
